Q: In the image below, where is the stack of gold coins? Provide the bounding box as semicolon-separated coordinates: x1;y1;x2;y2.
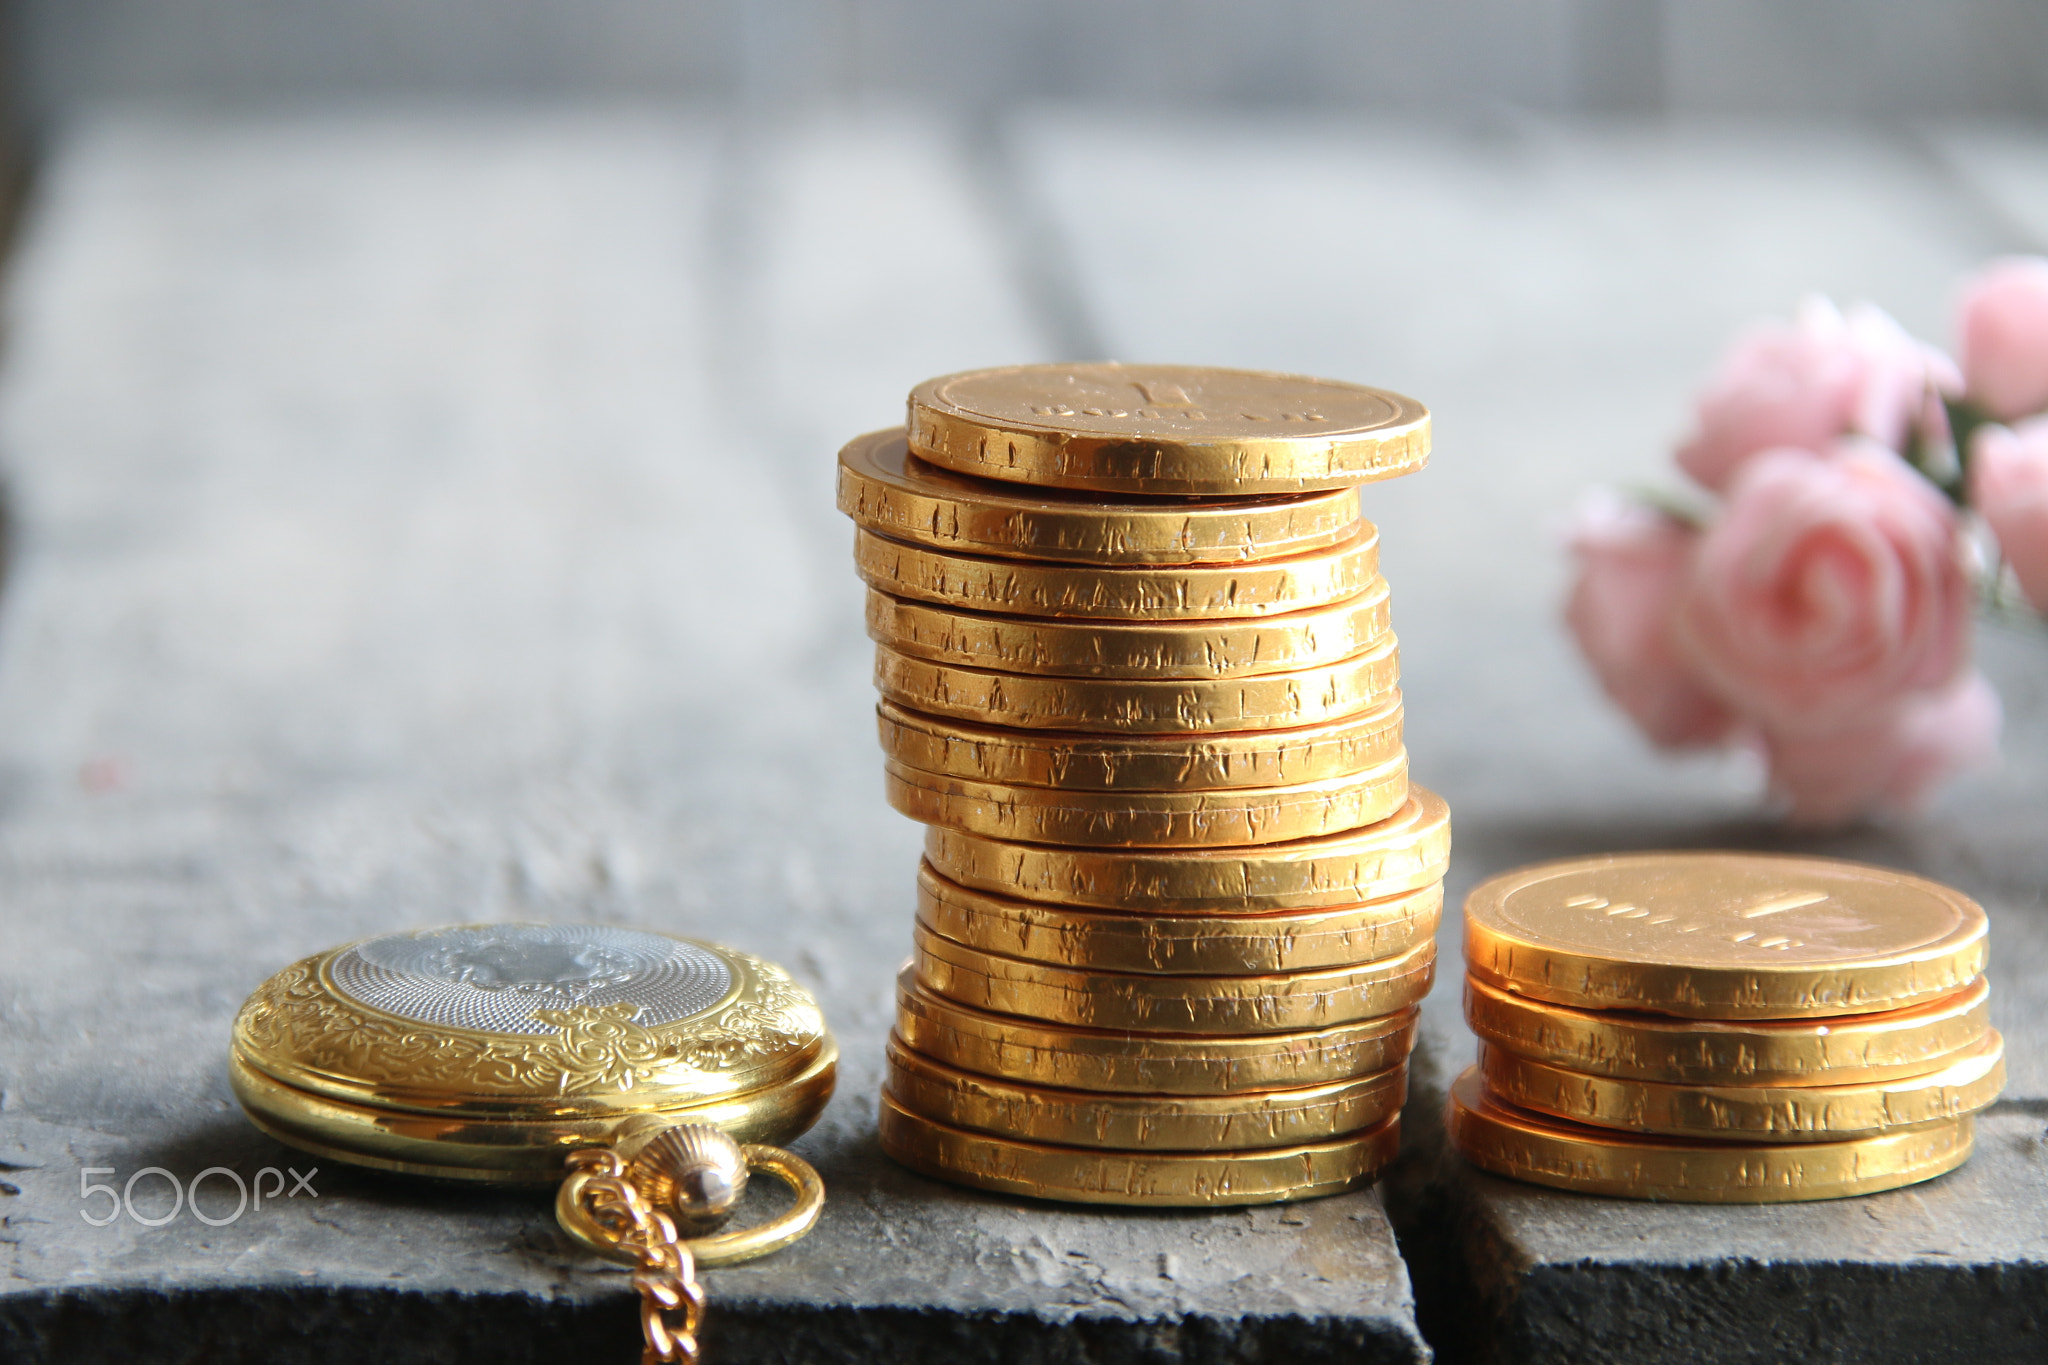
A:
1448;852;2005;1202
837;363;1447;1206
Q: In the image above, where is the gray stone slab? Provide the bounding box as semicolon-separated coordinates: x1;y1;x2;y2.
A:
1015;110;2048;1362
0;110;1427;1363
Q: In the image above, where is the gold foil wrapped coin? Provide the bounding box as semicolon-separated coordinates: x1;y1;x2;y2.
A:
865;581;1391;679
879;1092;1401;1206
914;925;1435;1034
1445;1069;1974;1202
916;862;1441;973
926;787;1451;912
1477;1033;2004;1142
1464;975;1992;1086
875;638;1399;733
883;753;1409;848
836;429;1365;564
231;923;837;1183
875;696;1405;792
906;364;1431;496
853;526;1379;621
895;970;1418;1094
885;1035;1408;1149
1464;852;1989;1019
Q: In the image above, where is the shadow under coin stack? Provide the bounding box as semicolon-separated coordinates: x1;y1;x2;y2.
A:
837;363;1449;1206
1449;852;2004;1202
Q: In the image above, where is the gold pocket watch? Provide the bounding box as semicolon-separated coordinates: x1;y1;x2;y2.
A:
231;923;837;1364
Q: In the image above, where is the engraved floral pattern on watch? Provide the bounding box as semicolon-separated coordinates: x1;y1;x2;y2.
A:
235;941;824;1100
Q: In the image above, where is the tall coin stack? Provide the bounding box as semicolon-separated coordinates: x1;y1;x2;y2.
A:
1448;852;2005;1201
837;364;1449;1206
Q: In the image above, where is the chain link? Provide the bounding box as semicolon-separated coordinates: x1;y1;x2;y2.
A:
565;1148;708;1365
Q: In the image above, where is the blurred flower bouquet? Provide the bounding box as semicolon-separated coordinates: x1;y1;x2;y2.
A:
1568;257;2048;824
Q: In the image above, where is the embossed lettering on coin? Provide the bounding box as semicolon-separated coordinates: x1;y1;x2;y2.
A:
1473;854;1982;969
924;365;1398;442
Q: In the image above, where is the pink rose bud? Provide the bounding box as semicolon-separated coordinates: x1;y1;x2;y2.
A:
1956;255;2048;421
1564;492;1738;748
1677;298;1959;492
1764;671;2000;826
1676;441;1971;734
1969;415;2048;613
1846;305;1962;455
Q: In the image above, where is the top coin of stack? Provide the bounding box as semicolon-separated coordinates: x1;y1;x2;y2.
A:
1447;851;2003;1202
839;363;1448;1207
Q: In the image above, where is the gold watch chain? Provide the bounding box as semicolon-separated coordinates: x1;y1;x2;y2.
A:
565;1148;707;1365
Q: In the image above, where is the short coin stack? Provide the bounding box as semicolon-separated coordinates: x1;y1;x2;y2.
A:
837;363;1448;1206
1448;852;2004;1202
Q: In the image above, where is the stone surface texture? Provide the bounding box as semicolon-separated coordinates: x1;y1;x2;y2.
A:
0;104;2045;1365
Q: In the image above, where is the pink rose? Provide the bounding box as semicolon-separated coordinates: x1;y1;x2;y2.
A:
1675;441;1971;734
1956;256;2048;421
1677;298;1959;492
1765;672;2000;826
1564;493;1739;748
1969;415;2048;613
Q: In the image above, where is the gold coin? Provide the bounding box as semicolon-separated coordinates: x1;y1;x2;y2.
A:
853;526;1379;621
879;1092;1401;1206
885;1034;1408;1150
884;753;1409;848
916;862;1441;972
1477;1032;2004;1142
907;364;1431;496
894;969;1418;1094
1444;1068;1974;1202
1464;852;1989;1019
914;925;1435;1034
1464;974;1992;1086
865;581;1392;679
874;637;1398;734
836;429;1365;564
926;787;1451;912
876;696;1405;792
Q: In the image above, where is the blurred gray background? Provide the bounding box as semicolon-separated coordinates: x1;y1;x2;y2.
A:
12;0;2048;117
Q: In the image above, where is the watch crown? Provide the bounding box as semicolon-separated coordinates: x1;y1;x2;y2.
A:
627;1122;749;1228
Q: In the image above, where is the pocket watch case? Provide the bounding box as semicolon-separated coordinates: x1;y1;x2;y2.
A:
231;923;836;1183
